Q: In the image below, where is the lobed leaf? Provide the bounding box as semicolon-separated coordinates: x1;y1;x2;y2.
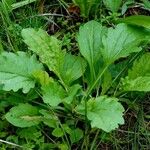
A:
0;51;43;93
76;96;124;132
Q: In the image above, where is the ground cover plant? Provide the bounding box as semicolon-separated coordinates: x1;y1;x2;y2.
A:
0;0;150;149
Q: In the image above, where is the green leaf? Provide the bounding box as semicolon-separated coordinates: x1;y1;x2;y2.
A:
63;84;81;104
42;82;66;107
122;77;150;92
117;15;150;29
0;51;43;93
52;128;64;137
101;23;149;65
60;54;87;86
69;128;83;143
76;96;124;132
73;0;101;17
5;103;41;127
128;53;150;79
101;70;112;95
22;28;86;87
17;127;42;140
39;109;59;128
121;53;150;91
32;70;53;86
78;21;106;82
21;28;64;75
143;0;150;9
103;0;122;12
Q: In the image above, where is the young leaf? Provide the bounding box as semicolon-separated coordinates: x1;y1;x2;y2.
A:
76;96;124;132
21;28;64;75
117;15;150;29
42;82;66;107
101;23;149;65
59;54;86;86
78;21;106;82
5;103;42;127
52;128;64;137
63;84;81;104
69;128;83;144
121;53;150;91
103;0;122;12
0;51;43;93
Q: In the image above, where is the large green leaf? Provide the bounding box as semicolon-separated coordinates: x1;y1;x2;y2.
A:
103;0;122;12
117;15;150;29
21;28;64;75
121;53;150;91
78;21;105;65
22;28;86;87
101;23;149;65
76;96;124;132
5;103;42;127
78;21;106;82
0;51;43;93
42;82;66;107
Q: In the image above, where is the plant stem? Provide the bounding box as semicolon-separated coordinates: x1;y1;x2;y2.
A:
90;129;100;150
81;65;108;149
86;65;108;96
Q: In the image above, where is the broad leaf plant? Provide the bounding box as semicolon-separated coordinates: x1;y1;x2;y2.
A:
1;20;150;149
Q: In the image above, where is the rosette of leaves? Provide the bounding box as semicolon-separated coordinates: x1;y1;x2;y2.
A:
3;19;150;137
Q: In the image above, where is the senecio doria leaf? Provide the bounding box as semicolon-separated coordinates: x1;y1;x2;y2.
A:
0;51;43;93
76;96;124;132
